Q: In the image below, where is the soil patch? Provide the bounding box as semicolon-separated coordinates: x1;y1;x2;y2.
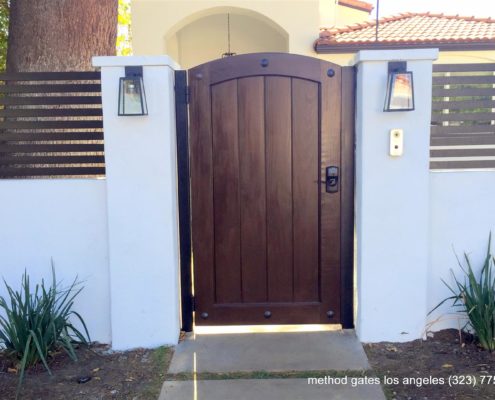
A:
0;344;172;400
364;329;495;400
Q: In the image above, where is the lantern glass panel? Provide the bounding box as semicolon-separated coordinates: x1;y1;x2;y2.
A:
118;77;148;116
384;72;414;111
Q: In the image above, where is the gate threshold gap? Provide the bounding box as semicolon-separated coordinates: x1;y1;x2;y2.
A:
193;324;342;335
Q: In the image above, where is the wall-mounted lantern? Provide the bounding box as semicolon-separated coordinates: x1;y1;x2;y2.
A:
118;66;148;116
383;61;414;112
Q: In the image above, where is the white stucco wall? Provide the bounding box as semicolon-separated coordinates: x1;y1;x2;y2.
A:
0;57;183;351
93;56;181;350
0;180;111;344
428;170;495;332
354;49;495;341
354;49;438;343
171;13;288;68
132;0;320;58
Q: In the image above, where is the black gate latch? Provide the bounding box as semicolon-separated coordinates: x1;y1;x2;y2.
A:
326;166;339;193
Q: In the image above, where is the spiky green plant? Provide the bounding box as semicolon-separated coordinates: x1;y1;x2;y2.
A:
0;264;90;397
430;234;495;351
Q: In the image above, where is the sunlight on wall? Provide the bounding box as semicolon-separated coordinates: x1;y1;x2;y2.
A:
169;13;289;69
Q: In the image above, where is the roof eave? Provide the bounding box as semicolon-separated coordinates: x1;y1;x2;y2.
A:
315;41;495;54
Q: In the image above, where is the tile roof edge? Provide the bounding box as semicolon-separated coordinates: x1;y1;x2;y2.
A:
319;12;495;40
314;39;495;54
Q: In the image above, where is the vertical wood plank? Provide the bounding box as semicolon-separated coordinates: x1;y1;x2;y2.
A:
319;63;342;321
188;66;215;315
238;77;267;302
265;76;293;302
211;80;242;303
292;78;319;302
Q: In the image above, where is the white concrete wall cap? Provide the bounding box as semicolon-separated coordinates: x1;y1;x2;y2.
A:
353;48;439;65
92;55;180;70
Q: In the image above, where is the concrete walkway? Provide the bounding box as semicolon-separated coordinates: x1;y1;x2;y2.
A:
160;379;386;400
169;330;370;373
160;330;386;400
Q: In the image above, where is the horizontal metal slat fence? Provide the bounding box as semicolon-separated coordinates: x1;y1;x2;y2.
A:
0;71;105;178
431;63;495;170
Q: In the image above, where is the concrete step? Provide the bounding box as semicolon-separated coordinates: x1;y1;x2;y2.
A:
168;330;370;373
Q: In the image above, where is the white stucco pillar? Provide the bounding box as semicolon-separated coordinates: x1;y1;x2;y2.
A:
92;56;181;350
354;49;438;342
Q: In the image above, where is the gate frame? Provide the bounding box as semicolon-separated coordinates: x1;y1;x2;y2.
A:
175;70;193;332
175;59;356;331
340;67;356;329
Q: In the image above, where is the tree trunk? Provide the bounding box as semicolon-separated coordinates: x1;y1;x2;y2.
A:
7;0;118;72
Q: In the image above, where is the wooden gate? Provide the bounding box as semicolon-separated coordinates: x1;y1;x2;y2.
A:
185;53;354;327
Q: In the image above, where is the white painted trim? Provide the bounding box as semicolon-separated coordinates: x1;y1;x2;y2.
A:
353;48;439;64
92;55;180;70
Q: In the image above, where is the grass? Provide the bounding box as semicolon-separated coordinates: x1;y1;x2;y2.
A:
164;368;388;398
165;368;374;381
140;346;173;398
119;346;385;398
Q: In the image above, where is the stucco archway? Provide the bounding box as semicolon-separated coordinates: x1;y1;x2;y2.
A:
165;7;289;68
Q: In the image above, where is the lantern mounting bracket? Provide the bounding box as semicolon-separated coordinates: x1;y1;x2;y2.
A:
118;65;148;116
388;61;407;74
125;66;143;78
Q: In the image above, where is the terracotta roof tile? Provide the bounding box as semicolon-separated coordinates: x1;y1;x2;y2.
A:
338;0;374;13
315;12;495;51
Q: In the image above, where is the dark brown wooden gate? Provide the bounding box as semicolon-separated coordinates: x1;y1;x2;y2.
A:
187;53;354;326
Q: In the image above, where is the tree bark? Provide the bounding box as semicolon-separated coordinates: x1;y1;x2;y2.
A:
7;0;118;72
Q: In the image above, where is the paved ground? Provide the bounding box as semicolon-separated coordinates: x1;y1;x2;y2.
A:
161;330;386;400
160;378;387;400
168;330;370;373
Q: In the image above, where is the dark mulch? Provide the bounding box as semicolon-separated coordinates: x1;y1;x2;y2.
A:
0;344;172;400
364;329;495;400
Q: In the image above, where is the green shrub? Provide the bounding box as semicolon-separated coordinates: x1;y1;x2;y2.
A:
430;234;495;351
0;264;90;396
